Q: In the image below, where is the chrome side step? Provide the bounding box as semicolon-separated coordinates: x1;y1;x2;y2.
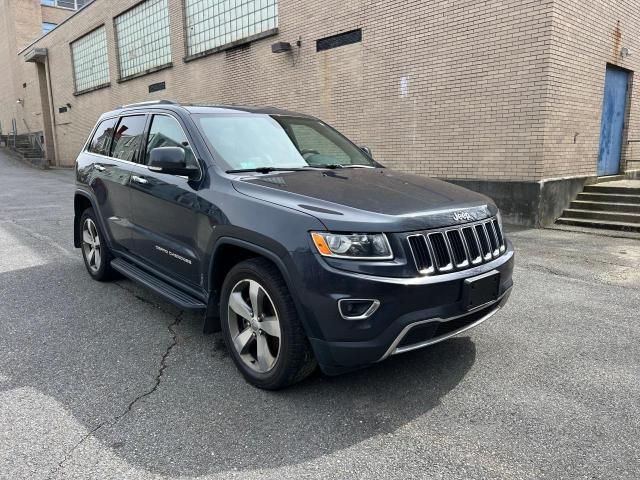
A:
111;258;207;310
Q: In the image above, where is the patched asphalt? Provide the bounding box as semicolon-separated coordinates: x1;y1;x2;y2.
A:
0;150;638;479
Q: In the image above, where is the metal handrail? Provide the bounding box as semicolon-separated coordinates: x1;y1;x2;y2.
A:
19;119;45;157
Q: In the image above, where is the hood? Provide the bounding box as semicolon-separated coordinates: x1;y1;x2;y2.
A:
231;168;497;232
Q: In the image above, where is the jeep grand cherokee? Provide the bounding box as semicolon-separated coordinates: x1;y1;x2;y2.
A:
74;100;514;389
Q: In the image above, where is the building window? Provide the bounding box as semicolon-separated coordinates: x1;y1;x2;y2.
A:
114;0;172;80
184;0;278;58
71;26;110;93
41;0;90;9
42;22;57;34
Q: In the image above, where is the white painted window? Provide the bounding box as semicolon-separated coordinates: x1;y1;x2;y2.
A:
71;26;110;93
184;0;278;57
41;0;90;10
114;0;171;79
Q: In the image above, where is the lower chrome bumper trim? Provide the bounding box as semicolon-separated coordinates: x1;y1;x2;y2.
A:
378;288;511;361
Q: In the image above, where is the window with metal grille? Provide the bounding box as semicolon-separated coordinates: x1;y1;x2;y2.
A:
42;0;89;9
184;0;278;58
114;0;171;80
71;26;110;93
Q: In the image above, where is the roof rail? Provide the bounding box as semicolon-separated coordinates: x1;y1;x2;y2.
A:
118;100;178;109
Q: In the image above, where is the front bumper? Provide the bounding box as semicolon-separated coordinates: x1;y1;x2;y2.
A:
296;241;515;375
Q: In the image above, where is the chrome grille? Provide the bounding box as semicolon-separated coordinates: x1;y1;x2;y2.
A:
407;217;506;275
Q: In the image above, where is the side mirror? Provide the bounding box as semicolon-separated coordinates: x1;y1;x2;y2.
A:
360;146;373;157
148;147;198;178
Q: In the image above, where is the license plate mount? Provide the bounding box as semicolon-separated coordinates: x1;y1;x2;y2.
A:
463;270;501;310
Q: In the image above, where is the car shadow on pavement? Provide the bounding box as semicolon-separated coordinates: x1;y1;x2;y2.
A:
0;261;476;477
103;307;477;477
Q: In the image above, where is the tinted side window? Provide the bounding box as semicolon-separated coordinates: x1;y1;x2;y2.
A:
87;118;117;156
145;115;197;168
110;115;147;163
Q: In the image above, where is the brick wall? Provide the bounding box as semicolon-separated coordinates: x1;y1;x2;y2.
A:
13;0;557;176
0;0;74;139
542;1;640;178
10;0;640;182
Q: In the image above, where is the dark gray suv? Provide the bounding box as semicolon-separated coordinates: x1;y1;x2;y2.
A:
74;100;514;389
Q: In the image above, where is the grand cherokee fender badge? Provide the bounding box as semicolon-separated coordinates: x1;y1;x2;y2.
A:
155;245;193;265
452;211;474;222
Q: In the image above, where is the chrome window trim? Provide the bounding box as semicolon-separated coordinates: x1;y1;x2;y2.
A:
378;287;511;361
83;111;204;181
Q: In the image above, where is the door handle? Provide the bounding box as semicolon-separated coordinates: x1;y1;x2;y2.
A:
94;164;106;172
131;175;149;185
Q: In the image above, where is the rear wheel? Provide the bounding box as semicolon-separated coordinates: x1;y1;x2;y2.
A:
79;208;114;281
220;258;316;389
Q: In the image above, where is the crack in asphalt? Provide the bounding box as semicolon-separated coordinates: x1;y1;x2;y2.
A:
117;312;183;418
47;311;184;478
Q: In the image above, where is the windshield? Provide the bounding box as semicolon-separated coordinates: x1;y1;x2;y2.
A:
193;113;378;170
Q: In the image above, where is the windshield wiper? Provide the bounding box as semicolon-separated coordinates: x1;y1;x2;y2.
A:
226;167;310;174
304;164;344;169
305;164;378;170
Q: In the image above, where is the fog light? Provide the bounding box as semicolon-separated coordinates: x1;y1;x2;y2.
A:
338;299;380;320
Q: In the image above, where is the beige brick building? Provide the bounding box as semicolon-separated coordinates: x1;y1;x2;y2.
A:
1;0;639;225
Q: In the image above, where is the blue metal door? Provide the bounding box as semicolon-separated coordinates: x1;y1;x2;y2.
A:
597;66;630;176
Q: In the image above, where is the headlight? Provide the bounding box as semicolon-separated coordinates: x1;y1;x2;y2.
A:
311;232;393;260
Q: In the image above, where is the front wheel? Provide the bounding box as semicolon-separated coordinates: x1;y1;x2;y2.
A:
220;258;316;389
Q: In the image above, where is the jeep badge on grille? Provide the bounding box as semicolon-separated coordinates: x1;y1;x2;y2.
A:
453;211;474;222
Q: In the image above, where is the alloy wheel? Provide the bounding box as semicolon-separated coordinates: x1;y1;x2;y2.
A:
82;218;102;273
227;279;281;373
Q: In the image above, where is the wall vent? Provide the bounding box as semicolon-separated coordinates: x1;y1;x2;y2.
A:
316;29;362;52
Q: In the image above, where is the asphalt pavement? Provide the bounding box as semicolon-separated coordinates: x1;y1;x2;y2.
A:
0;150;638;479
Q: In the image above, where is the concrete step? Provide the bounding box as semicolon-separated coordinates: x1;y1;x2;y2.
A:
594;175;626;183
561;209;640;224
570;200;640;214
556;217;640;233
583;184;640;195
576;192;640;204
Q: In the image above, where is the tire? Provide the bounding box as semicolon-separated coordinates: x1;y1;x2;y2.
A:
79;208;115;281
220;258;317;389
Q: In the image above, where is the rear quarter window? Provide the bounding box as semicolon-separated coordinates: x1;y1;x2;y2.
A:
87;118;117;156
